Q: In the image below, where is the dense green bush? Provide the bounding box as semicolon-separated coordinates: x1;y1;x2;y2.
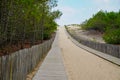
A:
81;10;120;44
81;10;108;32
103;29;120;44
81;10;120;31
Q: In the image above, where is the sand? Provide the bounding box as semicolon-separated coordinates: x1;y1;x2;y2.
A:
58;27;120;80
68;26;105;43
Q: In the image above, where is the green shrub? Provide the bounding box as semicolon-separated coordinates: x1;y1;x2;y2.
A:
43;30;53;40
103;29;120;44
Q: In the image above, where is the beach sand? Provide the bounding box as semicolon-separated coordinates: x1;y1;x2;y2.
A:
59;27;120;80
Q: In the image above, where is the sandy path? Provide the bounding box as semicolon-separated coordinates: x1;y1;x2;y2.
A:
58;27;120;80
68;26;104;43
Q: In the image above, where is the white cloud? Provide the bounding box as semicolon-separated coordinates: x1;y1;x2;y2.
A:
94;0;110;3
56;0;120;25
93;0;119;12
58;6;77;17
103;0;110;3
56;6;82;25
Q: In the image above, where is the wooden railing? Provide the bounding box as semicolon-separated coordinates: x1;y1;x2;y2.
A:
65;27;120;58
0;36;55;80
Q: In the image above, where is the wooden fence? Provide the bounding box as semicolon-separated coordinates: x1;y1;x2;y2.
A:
0;36;55;80
66;27;120;58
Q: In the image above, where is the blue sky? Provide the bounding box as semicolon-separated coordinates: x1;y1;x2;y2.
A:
55;0;120;25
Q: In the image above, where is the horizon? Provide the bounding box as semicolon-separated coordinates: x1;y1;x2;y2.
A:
55;0;120;26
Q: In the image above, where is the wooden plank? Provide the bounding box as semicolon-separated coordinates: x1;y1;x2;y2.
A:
33;33;67;80
0;57;1;80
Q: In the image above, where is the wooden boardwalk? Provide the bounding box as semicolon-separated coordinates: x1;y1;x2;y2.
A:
32;32;68;80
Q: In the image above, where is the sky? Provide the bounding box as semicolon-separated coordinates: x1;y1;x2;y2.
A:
55;0;120;25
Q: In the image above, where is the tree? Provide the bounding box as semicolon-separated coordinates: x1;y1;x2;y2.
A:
81;10;120;44
0;0;62;54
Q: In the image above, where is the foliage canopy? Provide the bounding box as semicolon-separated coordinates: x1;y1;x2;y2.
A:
0;0;62;50
81;10;120;44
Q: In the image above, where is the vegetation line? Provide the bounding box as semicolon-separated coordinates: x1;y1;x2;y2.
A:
0;0;62;56
81;10;120;44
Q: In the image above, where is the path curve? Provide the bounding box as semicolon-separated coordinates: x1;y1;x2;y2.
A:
59;27;120;80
